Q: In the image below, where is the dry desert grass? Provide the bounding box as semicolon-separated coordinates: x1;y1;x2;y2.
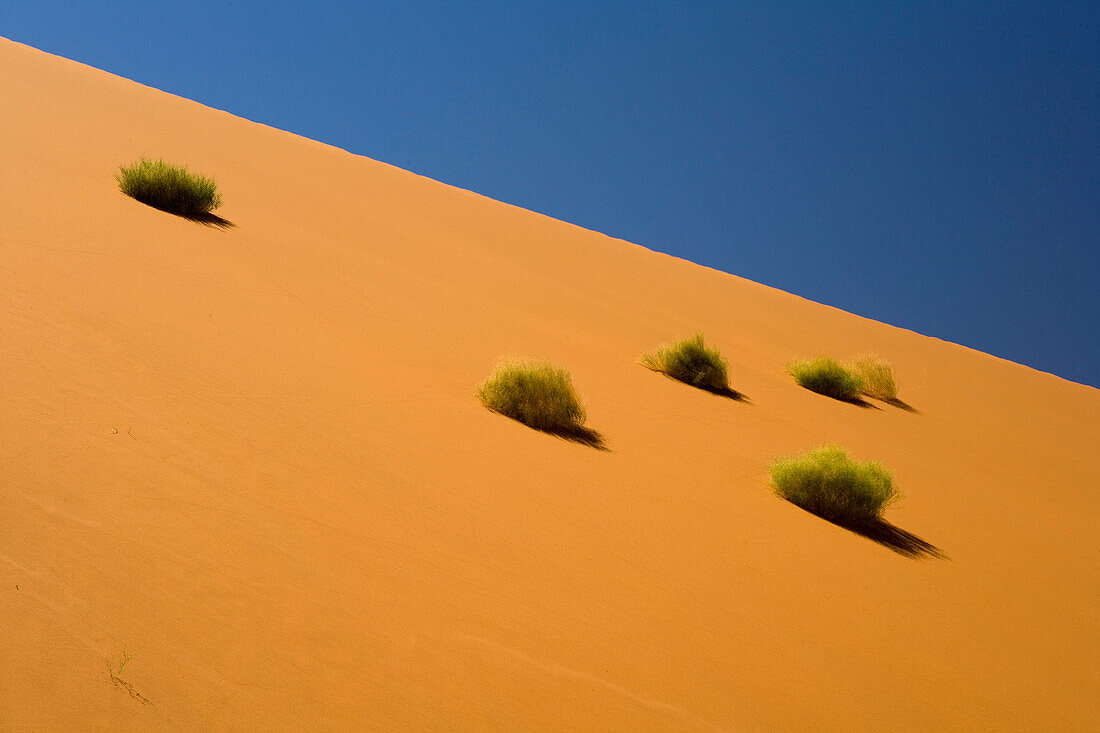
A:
640;333;731;393
770;445;897;523
117;157;223;216
849;354;899;401
786;356;865;401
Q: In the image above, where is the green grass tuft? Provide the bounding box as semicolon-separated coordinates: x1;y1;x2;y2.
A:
477;360;586;431
769;445;898;523
848;354;899;401
640;334;729;391
785;356;864;400
117;157;223;215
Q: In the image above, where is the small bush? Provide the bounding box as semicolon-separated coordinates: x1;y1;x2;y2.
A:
848;355;899;401
786;357;864;400
769;445;897;523
117;157;223;215
478;360;586;431
641;334;729;391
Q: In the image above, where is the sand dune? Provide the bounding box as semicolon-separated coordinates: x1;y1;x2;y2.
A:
1;37;1097;730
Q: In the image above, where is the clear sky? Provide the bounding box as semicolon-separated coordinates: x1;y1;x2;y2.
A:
3;1;1097;386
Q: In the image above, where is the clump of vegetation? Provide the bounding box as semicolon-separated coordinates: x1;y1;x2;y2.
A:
785;356;864;400
769;445;898;523
478;360;586;431
116;157;223;215
641;334;729;391
848;354;899;401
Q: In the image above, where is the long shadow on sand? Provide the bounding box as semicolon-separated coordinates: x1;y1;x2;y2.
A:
815;392;880;409
133;201;235;229
694;384;751;402
539;424;608;450
182;211;235;229
489;411;608;450
795;505;943;558
646;370;751;403
848;518;943;557
883;397;919;413
824;394;918;412
793;384;880;408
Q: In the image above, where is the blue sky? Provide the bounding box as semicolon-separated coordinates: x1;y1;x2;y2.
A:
3;1;1097;386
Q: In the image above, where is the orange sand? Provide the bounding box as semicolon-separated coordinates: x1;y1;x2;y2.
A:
2;38;1097;730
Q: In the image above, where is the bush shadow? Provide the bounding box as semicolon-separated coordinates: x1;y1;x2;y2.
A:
795;505;943;558
697;383;751;402
805;389;880;409
182;211;235;229
849;517;943;557
133;199;235;229
645;368;750;403
540;424;608;450
489;410;607;450
883;397;918;413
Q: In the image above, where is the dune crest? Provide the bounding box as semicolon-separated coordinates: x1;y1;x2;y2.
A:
1;37;1097;730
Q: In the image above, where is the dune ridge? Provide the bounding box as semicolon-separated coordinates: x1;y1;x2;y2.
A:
2;37;1098;730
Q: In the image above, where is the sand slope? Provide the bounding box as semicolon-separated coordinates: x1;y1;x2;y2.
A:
1;38;1097;731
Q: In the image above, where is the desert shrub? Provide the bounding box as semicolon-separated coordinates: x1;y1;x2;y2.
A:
848;355;899;401
478;360;586;431
785;357;864;400
769;445;897;523
116;157;223;215
640;334;729;391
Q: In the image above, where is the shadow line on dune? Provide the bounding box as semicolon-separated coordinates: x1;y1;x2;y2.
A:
131;199;236;229
835;395;879;409
840;516;944;558
540;424;608;450
645;369;751;403
792;384;880;408
695;383;751;402
488;411;608;450
807;391;880;409
883;397;919;413
182;211;235;229
791;504;944;558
